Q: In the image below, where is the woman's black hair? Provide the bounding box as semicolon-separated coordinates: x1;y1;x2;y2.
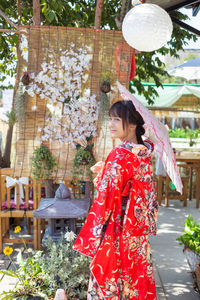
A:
109;100;145;145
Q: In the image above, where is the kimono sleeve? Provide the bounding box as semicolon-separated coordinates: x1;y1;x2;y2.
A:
73;149;127;258
124;158;158;237
132;180;158;236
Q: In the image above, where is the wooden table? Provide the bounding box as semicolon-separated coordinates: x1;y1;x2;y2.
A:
176;154;200;208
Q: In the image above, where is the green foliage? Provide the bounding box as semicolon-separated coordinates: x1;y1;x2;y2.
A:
169;127;200;139
0;232;90;299
177;215;200;254
0;249;48;299
35;233;90;299
73;139;96;182
5;109;16;125
0;0;198;103
31;145;58;182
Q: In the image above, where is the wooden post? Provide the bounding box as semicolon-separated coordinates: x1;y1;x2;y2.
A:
94;0;104;29
196;167;200;209
17;0;21;25
33;0;41;25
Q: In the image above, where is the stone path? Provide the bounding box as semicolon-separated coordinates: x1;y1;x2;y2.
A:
151;198;200;300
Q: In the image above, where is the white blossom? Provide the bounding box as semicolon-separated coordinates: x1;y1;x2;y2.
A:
32;105;37;111
25;44;99;146
20;34;28;62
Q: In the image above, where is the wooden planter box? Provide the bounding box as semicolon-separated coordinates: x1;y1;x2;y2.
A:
170;138;200;150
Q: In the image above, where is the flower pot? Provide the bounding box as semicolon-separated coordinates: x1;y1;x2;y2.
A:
45;179;59;198
100;81;111;93
183;247;200;272
196;262;200;290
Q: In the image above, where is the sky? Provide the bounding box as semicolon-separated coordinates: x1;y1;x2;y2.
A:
180;7;200;49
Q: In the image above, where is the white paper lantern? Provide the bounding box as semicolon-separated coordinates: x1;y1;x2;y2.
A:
122;4;173;52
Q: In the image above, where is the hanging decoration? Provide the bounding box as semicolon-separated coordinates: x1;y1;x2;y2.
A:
13;26;132;179
122;1;173;52
129;49;136;81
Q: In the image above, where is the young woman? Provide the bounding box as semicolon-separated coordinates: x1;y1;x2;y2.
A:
73;100;158;300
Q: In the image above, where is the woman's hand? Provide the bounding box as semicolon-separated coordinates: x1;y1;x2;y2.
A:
90;161;104;173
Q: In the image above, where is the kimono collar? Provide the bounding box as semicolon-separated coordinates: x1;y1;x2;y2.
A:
119;139;154;158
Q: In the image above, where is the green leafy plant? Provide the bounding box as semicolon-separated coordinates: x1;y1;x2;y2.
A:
0;227;90;299
0;226;48;300
73;136;96;183
176;215;200;254
169;127;200;138
36;233;90;299
169;127;200;146
31;145;58;183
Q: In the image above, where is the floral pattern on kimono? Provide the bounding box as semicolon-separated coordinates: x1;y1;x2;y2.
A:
73;140;158;300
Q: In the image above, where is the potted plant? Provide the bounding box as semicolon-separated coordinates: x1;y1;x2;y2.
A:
73;137;96;182
169;127;200;148
176;215;200;273
31;145;58;198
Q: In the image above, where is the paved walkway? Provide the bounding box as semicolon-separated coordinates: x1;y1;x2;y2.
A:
151;199;200;300
0;199;200;299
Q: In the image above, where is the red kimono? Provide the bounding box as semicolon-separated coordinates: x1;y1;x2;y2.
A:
73;140;158;300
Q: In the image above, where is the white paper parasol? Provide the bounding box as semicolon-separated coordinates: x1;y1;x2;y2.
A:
117;81;183;194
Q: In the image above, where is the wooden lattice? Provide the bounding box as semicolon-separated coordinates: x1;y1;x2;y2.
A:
12;25;133;180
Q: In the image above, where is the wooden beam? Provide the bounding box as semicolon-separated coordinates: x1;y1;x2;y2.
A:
0;211;33;217
171;16;200;36
3;238;33;244
166;0;200;12
0;29;20;34
33;0;41;25
192;3;200;16
0;8;18;29
94;0;104;29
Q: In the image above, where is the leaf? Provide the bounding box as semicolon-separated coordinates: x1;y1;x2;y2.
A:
16;250;24;266
24;257;33;269
47;10;56;23
33;265;42;276
0;289;16;299
177;215;200;253
64;96;71;103
0;270;18;278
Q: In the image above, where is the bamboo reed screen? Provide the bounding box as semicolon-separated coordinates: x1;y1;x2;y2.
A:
12;26;133;180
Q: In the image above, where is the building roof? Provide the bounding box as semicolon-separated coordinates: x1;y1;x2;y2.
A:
145;0;200;35
130;83;200;108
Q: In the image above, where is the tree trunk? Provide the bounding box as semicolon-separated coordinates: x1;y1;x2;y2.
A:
33;0;41;25
2;124;14;167
115;0;131;30
0;3;21;168
94;0;104;29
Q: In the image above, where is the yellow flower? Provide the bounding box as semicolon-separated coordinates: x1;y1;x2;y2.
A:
14;226;21;233
3;246;13;256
